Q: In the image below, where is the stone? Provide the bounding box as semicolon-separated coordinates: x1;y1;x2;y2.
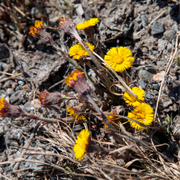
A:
172;23;178;32
145;92;154;99
158;39;167;51
162;98;173;108
151;21;164;35
167;43;173;52
138;69;155;82
164;30;176;42
141;14;148;27
6;88;14;95
147;0;152;5
74;4;84;17
18;80;24;86
151;83;159;90
137;79;147;89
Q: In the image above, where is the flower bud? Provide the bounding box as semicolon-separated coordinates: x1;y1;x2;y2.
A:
0;97;22;118
39;90;62;107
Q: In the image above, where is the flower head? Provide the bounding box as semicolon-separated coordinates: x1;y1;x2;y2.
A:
74;129;90;160
69;42;94;60
123;87;145;107
67;106;86;120
104;47;134;72
76;18;99;30
127;103;154;130
39;90;62;107
29;20;52;43
0;97;21;118
29;20;43;37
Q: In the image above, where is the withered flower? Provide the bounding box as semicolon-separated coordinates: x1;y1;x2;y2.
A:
39;90;63;107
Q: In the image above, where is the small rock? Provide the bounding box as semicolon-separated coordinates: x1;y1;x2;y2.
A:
9;129;20;140
158;39;167;51
153;90;158;95
162;98;173;108
18;80;24;86
151;21;164;35
164;30;176;42
151;83;159;90
6;88;14;95
135;23;142;31
134;17;141;23
138;69;155;82
74;3;84;17
145;92;154;99
167;43;173;52
123;27;129;36
137;79;147;89
141;14;148;27
171;23;178;32
147;0;152;5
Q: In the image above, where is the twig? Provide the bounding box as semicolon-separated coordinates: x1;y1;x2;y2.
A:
154;33;179;125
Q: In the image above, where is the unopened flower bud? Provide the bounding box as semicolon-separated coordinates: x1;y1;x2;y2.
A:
65;70;91;96
0;97;22;118
39;90;62;107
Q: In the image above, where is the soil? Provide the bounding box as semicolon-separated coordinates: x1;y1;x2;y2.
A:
0;0;180;179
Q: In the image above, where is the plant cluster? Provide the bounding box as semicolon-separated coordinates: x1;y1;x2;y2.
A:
0;17;155;162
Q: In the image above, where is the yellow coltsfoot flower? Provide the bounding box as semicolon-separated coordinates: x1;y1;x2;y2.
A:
76;18;99;30
74;129;90;160
127;103;154;130
104;46;134;73
123;87;145;107
69;42;94;60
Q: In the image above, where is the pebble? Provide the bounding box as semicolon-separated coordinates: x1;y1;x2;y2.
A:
164;30;176;42
18;80;24;86
146;0;152;4
134;17;141;23
123;27;129;36
141;14;148;27
172;23;178;32
151;21;164;35
158;39;167;51
162;98;173;108
151;83;159;90
137;79;147;89
167;43;173;52
145;92;154;99
138;69;154;82
6;88;14;96
153;90;159;95
74;3;84;17
9;129;20;140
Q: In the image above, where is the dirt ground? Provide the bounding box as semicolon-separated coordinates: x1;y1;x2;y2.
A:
0;0;180;179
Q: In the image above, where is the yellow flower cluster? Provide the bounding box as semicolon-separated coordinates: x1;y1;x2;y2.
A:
74;129;90;160
104;46;134;73
69;42;94;60
76;18;99;30
123;87;154;130
29;20;43;37
67;106;86;120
